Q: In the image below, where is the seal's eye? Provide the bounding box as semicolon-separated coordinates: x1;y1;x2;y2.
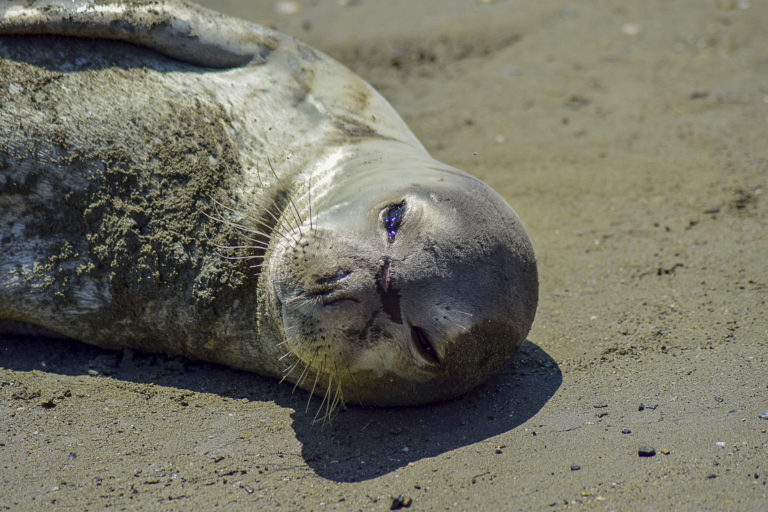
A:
383;201;405;243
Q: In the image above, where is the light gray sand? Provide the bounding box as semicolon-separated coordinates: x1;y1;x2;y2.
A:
1;0;766;510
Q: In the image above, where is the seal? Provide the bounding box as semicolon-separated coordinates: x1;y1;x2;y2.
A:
0;0;538;412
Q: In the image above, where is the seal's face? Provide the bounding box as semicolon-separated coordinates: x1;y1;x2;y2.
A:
268;164;538;408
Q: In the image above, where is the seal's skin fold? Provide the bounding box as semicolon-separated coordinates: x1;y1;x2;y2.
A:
0;0;538;407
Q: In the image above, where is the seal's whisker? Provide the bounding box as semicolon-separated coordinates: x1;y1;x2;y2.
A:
307;172;313;232
267;157;304;240
285;295;310;306
305;364;323;414
329;361;345;413
212;194;296;246
343;361;364;407
442;316;470;332
209;198;275;234
313;372;334;423
207;200;291;246
261;202;299;245
226;231;271;246
210;250;265;262
280;356;302;383
294;346;319;394
294;362;313;392
214;246;268;254
261;158;303;240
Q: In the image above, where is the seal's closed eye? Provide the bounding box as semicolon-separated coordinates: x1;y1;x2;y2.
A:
410;325;440;366
383;201;406;242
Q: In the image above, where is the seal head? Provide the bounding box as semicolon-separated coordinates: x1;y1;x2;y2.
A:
268;149;538;407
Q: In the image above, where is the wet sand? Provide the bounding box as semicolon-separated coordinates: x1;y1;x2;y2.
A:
2;0;767;510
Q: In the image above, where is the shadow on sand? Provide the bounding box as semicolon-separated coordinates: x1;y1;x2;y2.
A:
1;334;560;482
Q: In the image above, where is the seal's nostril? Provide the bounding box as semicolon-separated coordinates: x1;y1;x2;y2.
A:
410;325;440;365
377;258;402;324
379;259;392;292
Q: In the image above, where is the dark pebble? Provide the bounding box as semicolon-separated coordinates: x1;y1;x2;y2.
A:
638;446;656;457
638;403;645;411
714;396;723;403
389;494;412;510
597;412;608;418
621;428;631;434
570;464;581;471
593;404;608;409
707;473;717;479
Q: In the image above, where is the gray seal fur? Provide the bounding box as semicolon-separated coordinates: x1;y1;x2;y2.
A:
0;0;537;409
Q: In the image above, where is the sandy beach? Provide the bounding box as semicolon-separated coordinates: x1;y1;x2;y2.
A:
2;0;767;510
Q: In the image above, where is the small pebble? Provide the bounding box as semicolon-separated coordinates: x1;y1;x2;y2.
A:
593;404;608;409
707;473;717;479
638;403;645;411
621;428;631;434
39;399;56;409
571;464;581;471
638;446;656;457
758;411;768;420
389;494;412;510
714;396;723;403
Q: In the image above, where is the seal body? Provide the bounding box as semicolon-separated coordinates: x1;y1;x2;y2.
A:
0;0;537;408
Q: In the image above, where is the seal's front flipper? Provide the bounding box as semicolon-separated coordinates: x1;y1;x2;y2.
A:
0;0;277;68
